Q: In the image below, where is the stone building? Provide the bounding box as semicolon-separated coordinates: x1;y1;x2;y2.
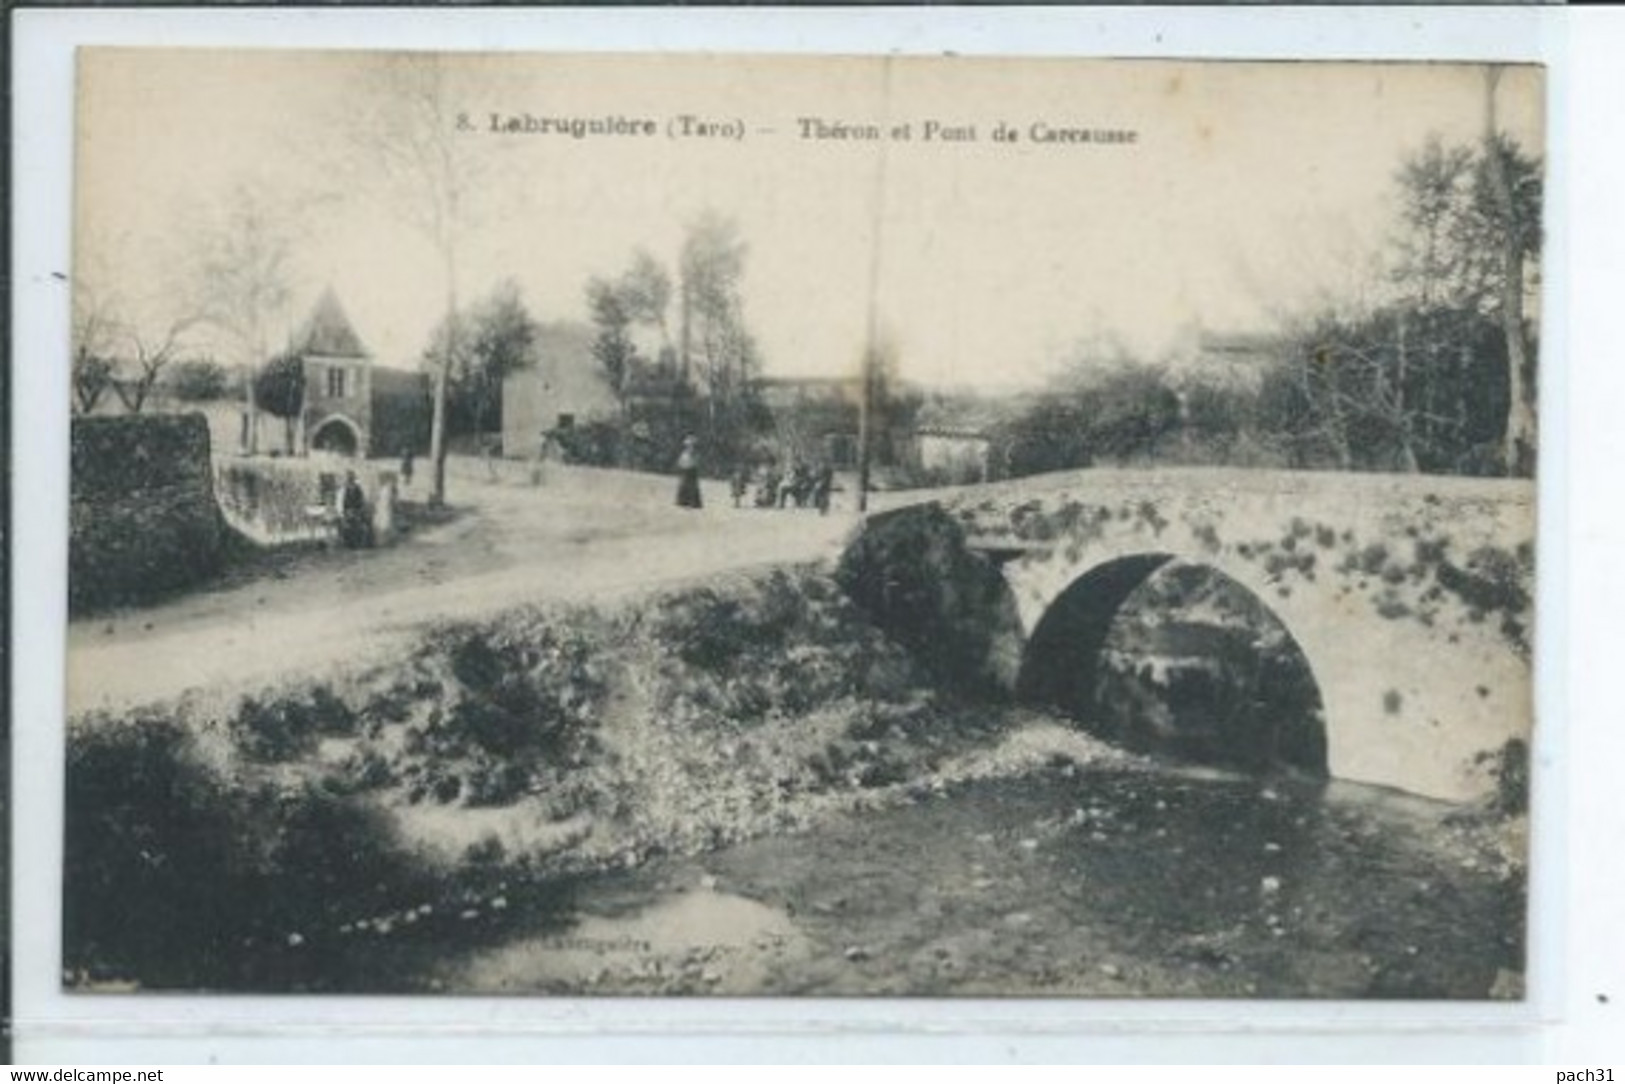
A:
294;288;429;459
500;321;618;457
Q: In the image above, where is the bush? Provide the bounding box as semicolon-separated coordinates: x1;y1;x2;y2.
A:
165;359;232;402
385;618;609;807
64;713;436;989
1476;737;1530;817
233;685;358;762
551;420;621;467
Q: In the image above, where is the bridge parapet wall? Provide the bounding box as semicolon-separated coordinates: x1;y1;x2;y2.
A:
931;469;1533;802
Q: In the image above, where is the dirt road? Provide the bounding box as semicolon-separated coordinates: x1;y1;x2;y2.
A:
68;461;866;714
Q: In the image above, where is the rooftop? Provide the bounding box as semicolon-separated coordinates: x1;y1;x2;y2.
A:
295;287;369;359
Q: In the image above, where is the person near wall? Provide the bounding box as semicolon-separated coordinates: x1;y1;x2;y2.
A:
675;435;703;510
340;470;374;549
400;450;415;490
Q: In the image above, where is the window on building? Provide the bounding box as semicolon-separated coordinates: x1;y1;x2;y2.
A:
327;367;347;398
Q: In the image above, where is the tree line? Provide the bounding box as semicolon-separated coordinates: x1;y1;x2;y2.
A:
996;117;1541;481
575;209;773;473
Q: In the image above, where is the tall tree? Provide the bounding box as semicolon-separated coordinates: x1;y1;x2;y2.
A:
190;184;295;452
463;279;538;435
587;276;638;416
679;210;751;400
617;248;674;351
1481;67;1540;477
420;280;538;439
1393;136;1475;309
348;54;475;505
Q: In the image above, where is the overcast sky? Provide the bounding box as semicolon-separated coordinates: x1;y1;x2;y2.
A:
75;49;1544;390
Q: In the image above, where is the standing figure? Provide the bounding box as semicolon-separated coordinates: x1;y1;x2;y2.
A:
339;471;374;549
757;462;782;509
399;449;415;491
530;430;552;487
483;435;501;482
778;460;801;509
729;462;750;508
675;435;703;509
814;462;835;515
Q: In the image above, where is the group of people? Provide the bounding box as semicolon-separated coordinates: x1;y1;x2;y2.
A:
730;458;835;514
672;438;836;516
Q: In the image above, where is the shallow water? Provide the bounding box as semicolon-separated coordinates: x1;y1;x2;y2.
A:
440;756;1522;999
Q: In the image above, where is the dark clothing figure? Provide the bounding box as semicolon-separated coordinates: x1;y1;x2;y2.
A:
400;451;415;489
340;473;373;549
675;439;703;509
757;465;782;508
729;465;749;508
814;464;834;515
779;463;804;508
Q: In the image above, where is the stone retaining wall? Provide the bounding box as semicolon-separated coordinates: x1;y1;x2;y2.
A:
214;456;397;546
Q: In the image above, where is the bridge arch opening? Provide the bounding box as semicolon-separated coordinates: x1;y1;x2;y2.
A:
1018;556;1328;778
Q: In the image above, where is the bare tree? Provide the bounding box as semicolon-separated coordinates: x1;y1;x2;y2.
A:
190;184;295;453
70;279;119;415
72;267;203;416
679;210;749;399
1393;136;1475;310
111;313;201;414
345;54;475;505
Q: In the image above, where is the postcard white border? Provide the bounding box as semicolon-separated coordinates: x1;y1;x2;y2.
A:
13;4;1620;1063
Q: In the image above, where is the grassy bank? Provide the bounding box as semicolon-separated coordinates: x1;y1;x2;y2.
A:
65;566;1031;991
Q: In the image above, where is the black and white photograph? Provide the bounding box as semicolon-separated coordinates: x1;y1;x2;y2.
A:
62;49;1542;1000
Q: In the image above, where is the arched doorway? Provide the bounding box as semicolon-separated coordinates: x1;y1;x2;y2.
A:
309;416;361;458
1018;556;1328;777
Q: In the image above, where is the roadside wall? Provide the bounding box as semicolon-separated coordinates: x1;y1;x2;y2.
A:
70;414;225;611
214;457;398;546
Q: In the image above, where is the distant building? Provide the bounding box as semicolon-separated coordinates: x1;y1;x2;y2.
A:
78;288;429;460
909;396;1011;483
293;288;430;459
754;376;862;467
1173;331;1281;392
501;321;618;457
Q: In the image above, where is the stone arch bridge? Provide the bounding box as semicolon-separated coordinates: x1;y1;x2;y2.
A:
842;468;1534;803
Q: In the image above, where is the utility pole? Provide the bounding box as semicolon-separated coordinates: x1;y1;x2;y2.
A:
857;346;872;513
856;60;894;516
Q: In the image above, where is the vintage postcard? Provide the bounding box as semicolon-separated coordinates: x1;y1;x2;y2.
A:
64;49;1541;999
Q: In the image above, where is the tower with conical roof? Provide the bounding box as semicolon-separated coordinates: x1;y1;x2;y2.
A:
297;287;373;457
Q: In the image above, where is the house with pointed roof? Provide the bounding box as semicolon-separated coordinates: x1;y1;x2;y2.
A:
294;288;429;459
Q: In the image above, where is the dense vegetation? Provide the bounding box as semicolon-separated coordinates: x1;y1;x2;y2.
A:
988;131;1540;481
